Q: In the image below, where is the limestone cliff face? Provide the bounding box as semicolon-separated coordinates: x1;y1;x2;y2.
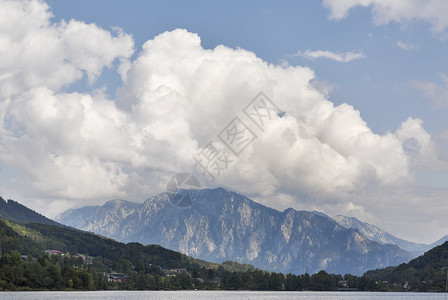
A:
334;215;448;258
56;188;411;275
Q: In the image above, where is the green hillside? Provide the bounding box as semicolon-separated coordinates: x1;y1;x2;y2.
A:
365;241;448;292
0;214;262;290
0;197;60;227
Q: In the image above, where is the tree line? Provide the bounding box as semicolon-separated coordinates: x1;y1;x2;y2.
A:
0;248;391;291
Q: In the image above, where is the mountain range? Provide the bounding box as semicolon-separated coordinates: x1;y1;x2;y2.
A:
0;193;446;292
56;187;424;275
333;215;448;257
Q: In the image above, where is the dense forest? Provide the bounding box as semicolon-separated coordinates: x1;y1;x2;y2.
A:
0;197;60;226
365;241;448;292
0;247;382;291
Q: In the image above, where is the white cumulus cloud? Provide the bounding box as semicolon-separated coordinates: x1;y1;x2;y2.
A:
0;0;134;99
0;0;446;243
297;49;365;62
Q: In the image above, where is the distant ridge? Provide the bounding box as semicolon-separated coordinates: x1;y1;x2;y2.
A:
56;187;412;275
333;215;448;257
0;196;61;226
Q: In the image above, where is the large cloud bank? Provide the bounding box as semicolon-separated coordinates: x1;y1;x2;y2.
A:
0;0;442;241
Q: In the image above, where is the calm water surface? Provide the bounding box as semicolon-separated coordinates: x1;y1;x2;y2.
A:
1;291;447;299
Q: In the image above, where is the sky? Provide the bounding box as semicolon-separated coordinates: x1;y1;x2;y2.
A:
1;0;448;244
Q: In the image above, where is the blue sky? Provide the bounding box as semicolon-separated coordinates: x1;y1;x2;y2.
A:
1;0;448;243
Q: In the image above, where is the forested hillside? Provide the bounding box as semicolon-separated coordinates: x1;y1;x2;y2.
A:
0;197;60;226
0;216;255;290
365;241;448;292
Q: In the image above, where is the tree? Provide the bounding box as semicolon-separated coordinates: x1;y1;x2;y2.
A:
76;269;94;290
309;271;337;291
61;265;75;288
241;271;254;290
207;268;215;280
114;258;132;273
135;260;146;274
191;268;199;279
344;273;358;288
228;272;241;290
269;272;284;291
252;270;269;290
136;273;149;290
358;276;377;291
176;272;191;289
285;273;301;291
45;265;63;289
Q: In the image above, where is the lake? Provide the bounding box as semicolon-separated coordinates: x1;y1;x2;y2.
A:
0;291;447;300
